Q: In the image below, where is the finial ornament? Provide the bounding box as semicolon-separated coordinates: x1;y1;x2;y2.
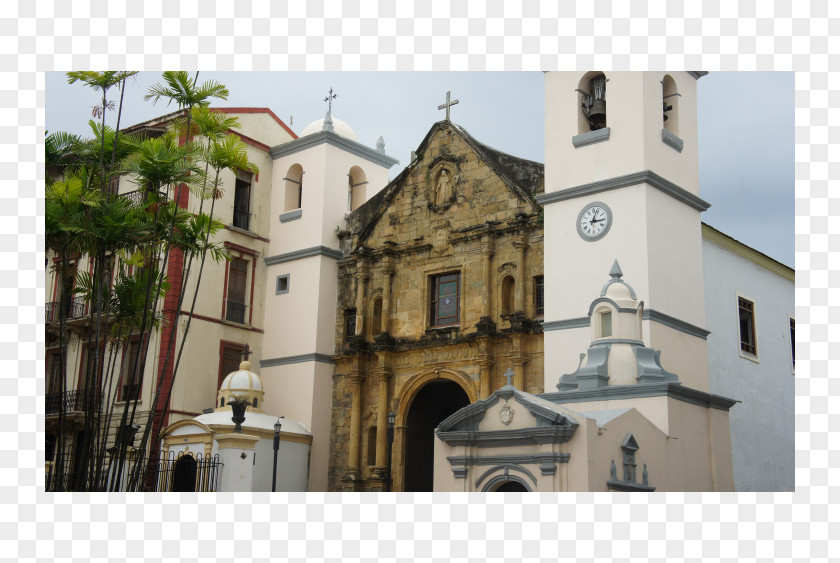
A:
438;90;459;121
609;259;623;279
324;87;338;112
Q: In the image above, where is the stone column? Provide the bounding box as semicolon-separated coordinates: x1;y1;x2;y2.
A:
346;373;365;476
480;232;495;319
513;237;529;314
374;370;392;467
478;358;495;399
510;334;528;391
355;260;369;336
215;433;260;492
381;253;395;334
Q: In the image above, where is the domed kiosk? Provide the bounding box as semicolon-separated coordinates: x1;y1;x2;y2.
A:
160;360;312;492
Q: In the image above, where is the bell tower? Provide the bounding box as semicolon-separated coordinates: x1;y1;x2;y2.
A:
539;72;712;392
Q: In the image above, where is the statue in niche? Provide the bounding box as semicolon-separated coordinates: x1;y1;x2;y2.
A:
434;169;452;206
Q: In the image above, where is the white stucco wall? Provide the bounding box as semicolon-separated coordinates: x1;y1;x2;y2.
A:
702;235;794;491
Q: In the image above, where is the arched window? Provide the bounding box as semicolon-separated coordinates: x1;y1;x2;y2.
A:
349;166;367;211
370;297;383;337
366;426;377;466
284;164;303;212
662;74;679;135
577;72;607;133
220;397;225;407
501;276;515;316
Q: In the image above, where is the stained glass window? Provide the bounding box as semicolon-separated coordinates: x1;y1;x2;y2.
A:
430;273;460;327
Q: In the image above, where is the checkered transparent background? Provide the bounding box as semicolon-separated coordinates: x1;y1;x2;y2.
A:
6;0;835;560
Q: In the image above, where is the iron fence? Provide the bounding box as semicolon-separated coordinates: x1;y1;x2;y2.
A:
45;298;88;323
121;189;168;208
45;449;223;492
225;301;247;324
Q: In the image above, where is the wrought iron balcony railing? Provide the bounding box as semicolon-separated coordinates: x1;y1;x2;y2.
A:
121;189;168;207
45;298;88;324
225;301;247;324
45;389;102;416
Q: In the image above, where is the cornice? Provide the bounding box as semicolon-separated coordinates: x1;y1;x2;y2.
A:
270;130;399;168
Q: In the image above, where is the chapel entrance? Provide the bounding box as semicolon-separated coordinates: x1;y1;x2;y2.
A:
493;480;529;492
403;379;470;492
172;455;197;492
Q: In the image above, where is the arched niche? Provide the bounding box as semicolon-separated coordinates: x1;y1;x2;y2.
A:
577;71;607;133
284;163;303;212
662;74;679;135
349;165;367;211
500;275;515;316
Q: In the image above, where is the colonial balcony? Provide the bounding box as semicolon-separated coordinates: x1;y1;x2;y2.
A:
120;189;168;207
45;298;89;326
45;389;102;418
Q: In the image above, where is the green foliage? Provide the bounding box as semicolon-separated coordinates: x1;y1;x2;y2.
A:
144;71;229;110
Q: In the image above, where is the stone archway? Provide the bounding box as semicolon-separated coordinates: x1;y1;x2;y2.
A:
401;379;470;492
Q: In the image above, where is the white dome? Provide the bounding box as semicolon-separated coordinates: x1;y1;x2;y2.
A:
219;361;262;393
300;114;359;141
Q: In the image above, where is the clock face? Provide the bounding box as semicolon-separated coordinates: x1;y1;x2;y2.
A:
576;202;612;241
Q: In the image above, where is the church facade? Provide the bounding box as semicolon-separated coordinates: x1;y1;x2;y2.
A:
46;72;793;492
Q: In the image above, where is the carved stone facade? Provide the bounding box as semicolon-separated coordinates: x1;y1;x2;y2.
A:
328;121;546;491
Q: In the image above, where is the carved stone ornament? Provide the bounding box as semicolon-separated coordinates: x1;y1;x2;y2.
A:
500;403;514;425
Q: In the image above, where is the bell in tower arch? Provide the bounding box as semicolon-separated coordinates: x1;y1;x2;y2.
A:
580;74;607;131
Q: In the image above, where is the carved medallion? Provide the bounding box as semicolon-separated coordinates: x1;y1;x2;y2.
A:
500;403;514;425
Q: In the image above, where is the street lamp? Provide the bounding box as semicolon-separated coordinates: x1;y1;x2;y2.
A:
272;417;283;492
386;411;395;492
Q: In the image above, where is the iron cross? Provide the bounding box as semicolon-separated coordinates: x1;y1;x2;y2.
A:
437;90;459;121
503;368;515;387
241;345;254;361
324;87;338;112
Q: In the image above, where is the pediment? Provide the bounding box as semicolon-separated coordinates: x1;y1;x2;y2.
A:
346;121;544;251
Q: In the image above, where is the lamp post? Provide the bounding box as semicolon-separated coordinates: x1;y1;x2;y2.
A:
272;417;282;492
386;412;395;492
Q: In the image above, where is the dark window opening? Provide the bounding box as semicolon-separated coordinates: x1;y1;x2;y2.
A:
430;273;460;327
535;276;544;317
226;259;248;324
119;338;145;402
219;343;246;389
345;308;357;341
790;318;795;371
233;174;252;230
738;297;757;356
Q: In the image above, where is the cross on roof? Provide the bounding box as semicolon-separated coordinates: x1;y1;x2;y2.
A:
324;87;338;112
437;90;459;121
503;368;515;387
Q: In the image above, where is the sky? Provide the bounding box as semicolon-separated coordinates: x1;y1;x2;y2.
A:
45;71;793;267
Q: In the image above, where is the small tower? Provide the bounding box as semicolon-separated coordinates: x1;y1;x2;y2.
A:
262;106;398;491
540;72;711;393
557;261;678;391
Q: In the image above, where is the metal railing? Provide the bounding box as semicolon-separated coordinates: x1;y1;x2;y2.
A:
225;301;247;324
45;449;223;492
121;189;168;207
232;208;250;230
45;389;101;416
45;298;88;323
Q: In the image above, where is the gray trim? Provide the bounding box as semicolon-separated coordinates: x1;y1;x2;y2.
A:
643;309;710;339
588;297;641;316
539;462;557;476
279;209;302;223
572;127;610;148
452;467;468;479
436;425;577;447
540;382;738;411
264;246;343;266
661;128;684;153
543;309;709;339
593;338;645;347
275;274;290;295
270;130;400;168
542;317;589;331
607;478;656;492
535;170;710;212
687;71;709;80
475;464;538;488
575;201;613;242
260;353;335;367
448;453;571;468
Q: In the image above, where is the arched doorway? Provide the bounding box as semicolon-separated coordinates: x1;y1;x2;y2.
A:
493;480;529;492
172;455;197;492
403;380;470;492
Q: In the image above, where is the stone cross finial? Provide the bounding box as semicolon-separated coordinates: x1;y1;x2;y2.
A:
324;87;338;112
503;368;515;387
438;90;459;121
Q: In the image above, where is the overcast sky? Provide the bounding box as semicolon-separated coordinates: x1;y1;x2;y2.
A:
45;71;793;267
